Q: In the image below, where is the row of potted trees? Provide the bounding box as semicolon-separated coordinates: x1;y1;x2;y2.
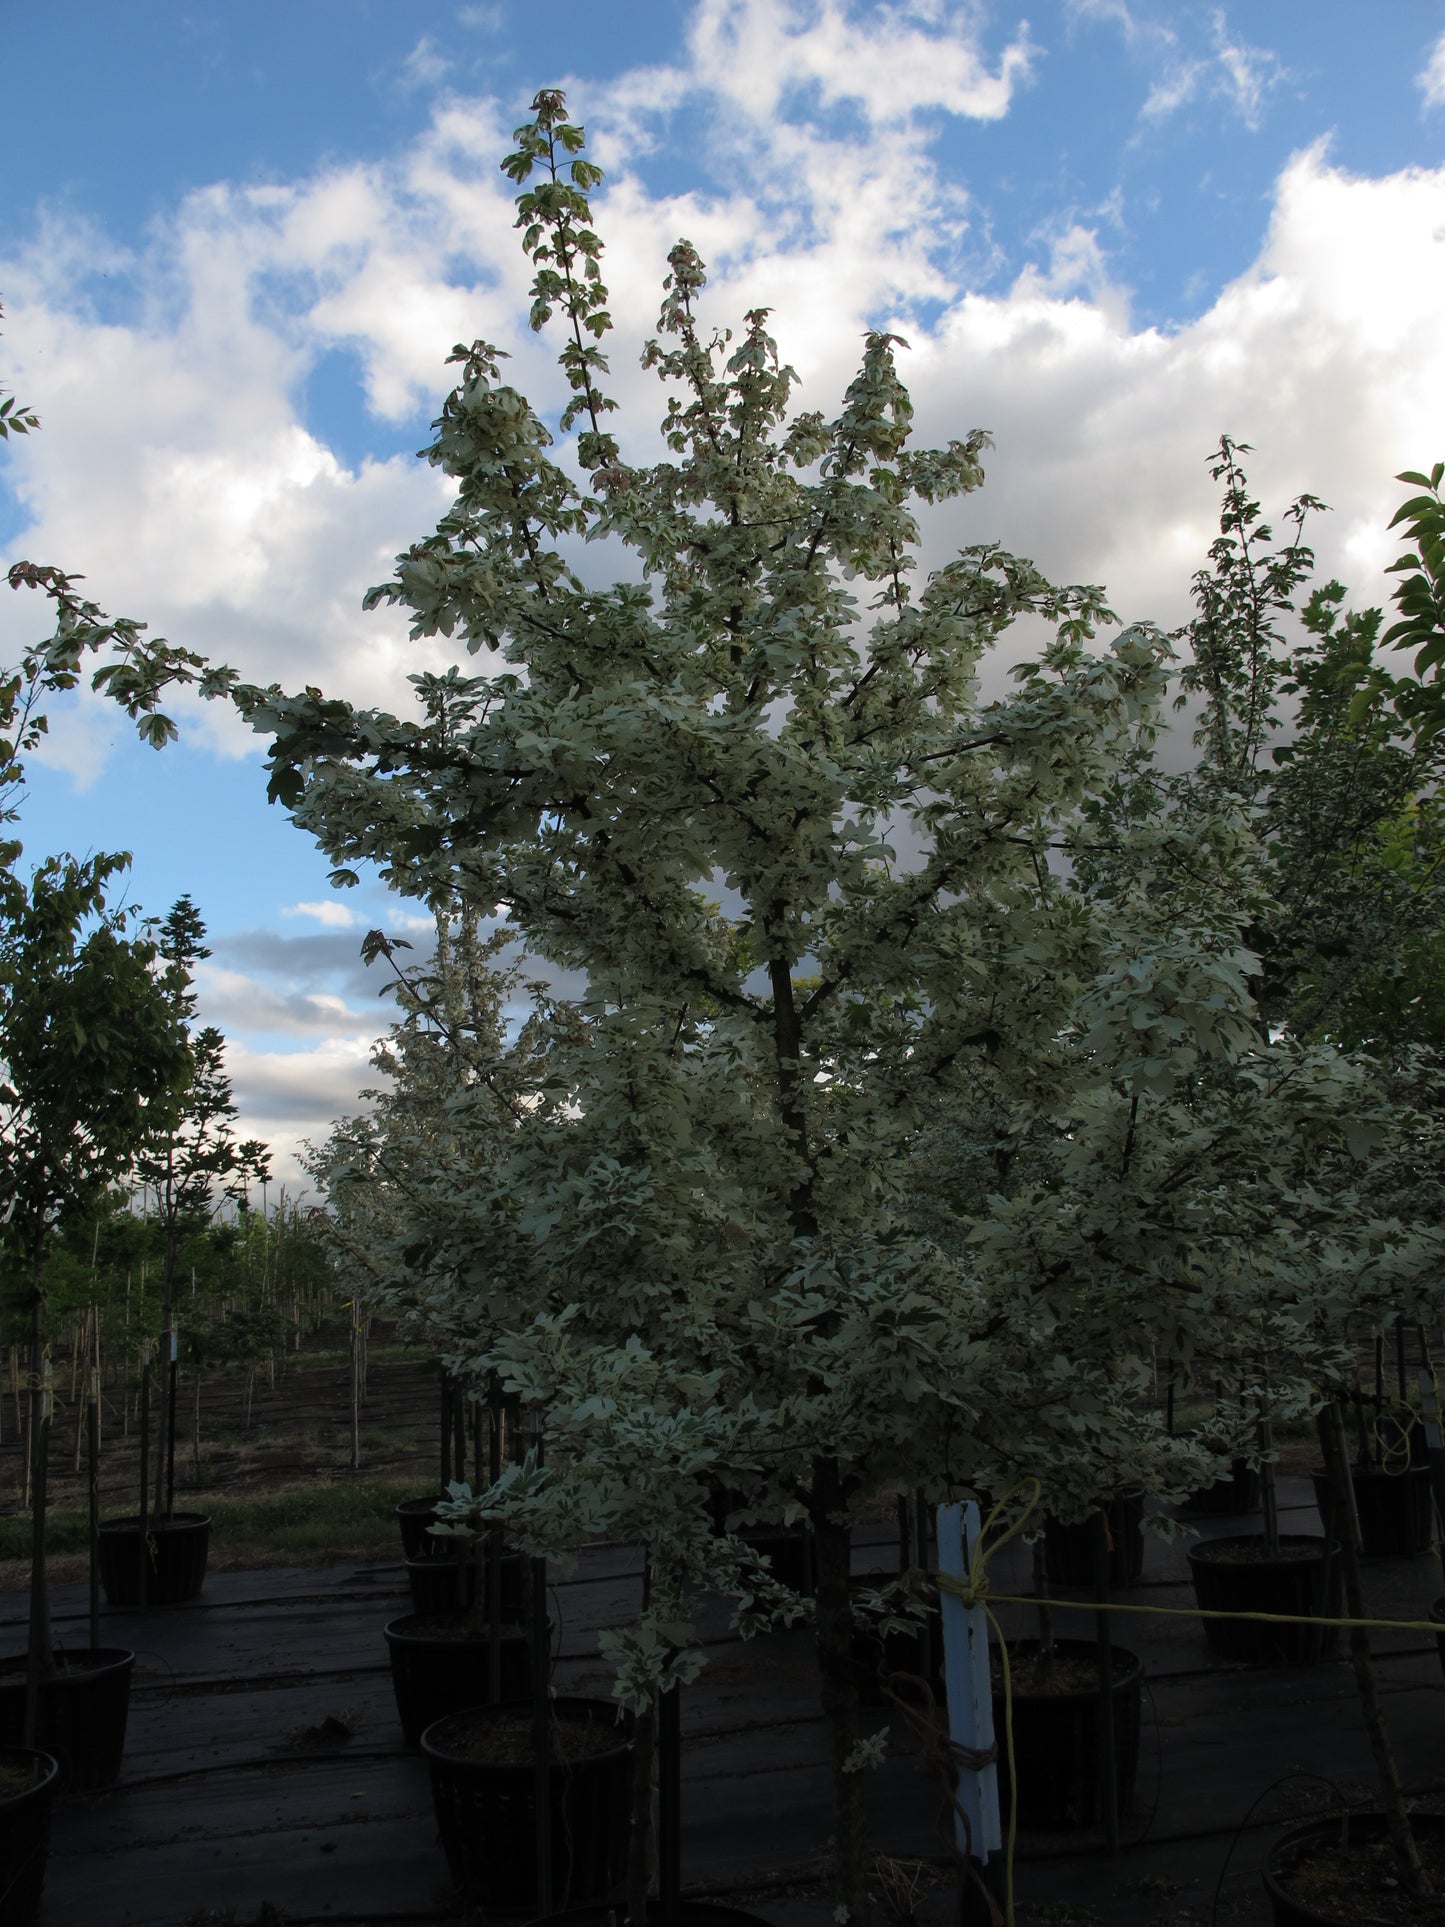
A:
368;1368;1443;1927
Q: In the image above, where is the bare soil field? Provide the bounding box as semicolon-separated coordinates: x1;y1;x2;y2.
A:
0;1322;446;1586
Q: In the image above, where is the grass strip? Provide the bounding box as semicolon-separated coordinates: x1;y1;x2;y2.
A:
0;1479;423;1562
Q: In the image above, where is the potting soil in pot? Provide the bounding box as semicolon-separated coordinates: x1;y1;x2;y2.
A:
433;1706;623;1767
1198;1539;1324;1564
1267;1814;1445;1927
398;1614;527;1644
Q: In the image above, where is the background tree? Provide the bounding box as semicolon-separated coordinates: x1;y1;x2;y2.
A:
0;852;190;1737
131;893;270;1516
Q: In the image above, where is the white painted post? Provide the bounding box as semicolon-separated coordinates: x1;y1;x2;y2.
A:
937;1500;1002;1866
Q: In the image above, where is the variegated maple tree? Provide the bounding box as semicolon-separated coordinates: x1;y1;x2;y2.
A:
228;95;1441;1922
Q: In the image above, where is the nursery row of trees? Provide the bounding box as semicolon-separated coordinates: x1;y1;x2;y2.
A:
9;95;1445;1917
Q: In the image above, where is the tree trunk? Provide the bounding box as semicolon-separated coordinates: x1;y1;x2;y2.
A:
812;1455;871;1927
626;1693;658;1927
23;1252;54;1751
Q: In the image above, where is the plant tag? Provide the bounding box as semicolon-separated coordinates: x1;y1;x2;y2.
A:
938;1500;1002;1861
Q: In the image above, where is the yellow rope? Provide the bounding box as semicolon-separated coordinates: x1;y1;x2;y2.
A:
934;1483;1443;1927
935;1574;1445;1637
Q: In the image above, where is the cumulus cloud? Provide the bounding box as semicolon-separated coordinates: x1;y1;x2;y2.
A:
679;0;1035;127
4;4;1443;1165
284;899;359;929
210;928;395;1007
222;1032;385;1190
196;963;380;1040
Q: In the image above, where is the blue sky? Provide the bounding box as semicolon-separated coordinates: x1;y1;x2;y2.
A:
3;0;1444;1184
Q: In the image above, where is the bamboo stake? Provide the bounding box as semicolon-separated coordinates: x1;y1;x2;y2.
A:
349;1300;361;1472
87;1364;100;1652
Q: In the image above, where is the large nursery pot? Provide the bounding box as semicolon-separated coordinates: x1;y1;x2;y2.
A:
0;1747;60;1927
395;1495;448;1562
0;1648;134;1790
1186;1535;1340;1665
1181;1458;1261;1517
1043;1488;1146;1590
385;1612;542;1747
97;1511;210;1608
992;1639;1142;1831
421;1695;634;1910
1262;1809;1445;1927
404;1548;526;1617
1308;1463;1436;1559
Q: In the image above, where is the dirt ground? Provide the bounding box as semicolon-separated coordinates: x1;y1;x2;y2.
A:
0;1322;445;1587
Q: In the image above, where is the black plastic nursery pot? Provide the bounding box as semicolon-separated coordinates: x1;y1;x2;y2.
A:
421;1696;634;1910
404;1548;525;1617
1186;1535;1340;1665
385;1612;542;1748
1262;1809;1445;1927
0;1747;60;1927
395;1495;447;1561
0;1648;134;1790
1308;1463;1436;1559
1181;1458;1261;1517
1043;1489;1146;1590
992;1639;1142;1832
97;1511;210;1609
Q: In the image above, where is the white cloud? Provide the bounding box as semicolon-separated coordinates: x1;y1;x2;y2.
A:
4;24;1444;1170
400;35;451;93
1207;11;1285;132
222;1032;385;1190
1075;2;1284;132
284;899;359;929
196;963;380;1039
1419;31;1445;110
680;0;1035;128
